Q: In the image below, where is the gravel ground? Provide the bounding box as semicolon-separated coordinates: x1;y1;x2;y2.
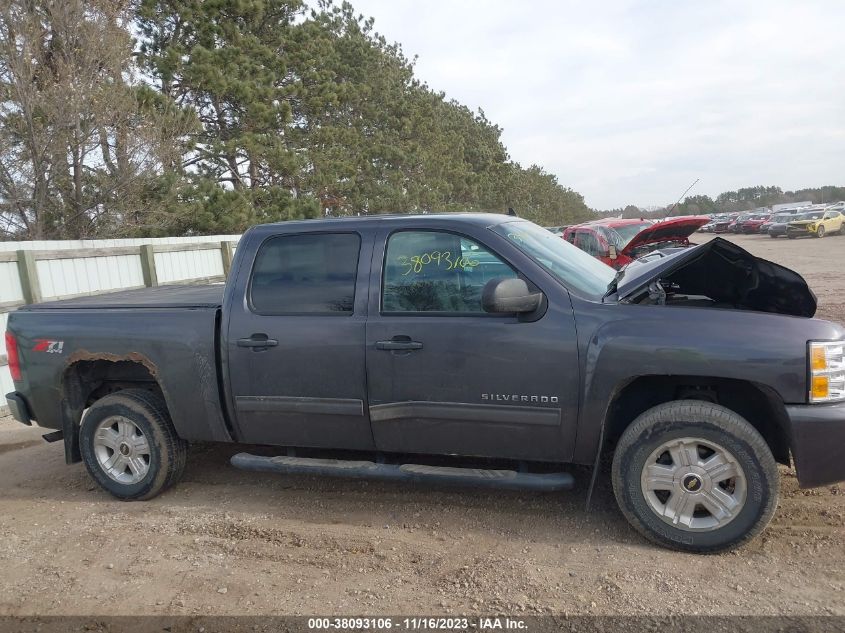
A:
1;232;844;617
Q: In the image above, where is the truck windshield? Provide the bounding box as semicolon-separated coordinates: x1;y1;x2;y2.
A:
609;221;652;248
492;220;616;298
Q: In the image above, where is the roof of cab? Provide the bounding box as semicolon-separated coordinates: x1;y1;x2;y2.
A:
256;212;515;231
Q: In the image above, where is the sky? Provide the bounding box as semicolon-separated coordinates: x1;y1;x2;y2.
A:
345;0;845;210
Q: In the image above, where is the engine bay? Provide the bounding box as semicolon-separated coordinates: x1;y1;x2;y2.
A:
623;238;817;317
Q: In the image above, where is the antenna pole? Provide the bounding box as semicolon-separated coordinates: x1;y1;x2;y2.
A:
665;178;699;218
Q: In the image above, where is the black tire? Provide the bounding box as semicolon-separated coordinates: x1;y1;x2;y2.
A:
817;226;825;238
79;389;187;500
611;400;778;553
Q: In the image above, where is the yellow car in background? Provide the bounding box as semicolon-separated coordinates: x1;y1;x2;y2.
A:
786;209;845;238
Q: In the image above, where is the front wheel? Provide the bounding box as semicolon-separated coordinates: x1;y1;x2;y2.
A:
612;400;778;553
817;226;826;238
80;389;188;500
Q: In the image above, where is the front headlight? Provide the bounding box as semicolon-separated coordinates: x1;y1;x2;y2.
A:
808;224;816;231
809;341;845;402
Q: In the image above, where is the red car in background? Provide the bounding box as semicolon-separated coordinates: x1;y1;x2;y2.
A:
739;213;772;234
562;216;710;269
711;214;738;233
726;212;751;233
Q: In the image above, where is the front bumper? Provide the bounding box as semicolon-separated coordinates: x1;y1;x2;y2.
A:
786;226;811;237
787;402;845;488
4;392;32;426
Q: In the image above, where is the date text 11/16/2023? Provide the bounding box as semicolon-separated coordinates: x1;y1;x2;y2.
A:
306;616;527;630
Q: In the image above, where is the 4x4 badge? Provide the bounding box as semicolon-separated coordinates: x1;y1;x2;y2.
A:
33;339;64;354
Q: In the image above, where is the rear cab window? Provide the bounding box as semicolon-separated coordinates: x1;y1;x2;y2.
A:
249;232;361;314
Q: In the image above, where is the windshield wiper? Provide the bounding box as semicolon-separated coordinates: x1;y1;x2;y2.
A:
603;268;626;300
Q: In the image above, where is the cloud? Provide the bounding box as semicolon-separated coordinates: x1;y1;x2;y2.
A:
346;0;845;208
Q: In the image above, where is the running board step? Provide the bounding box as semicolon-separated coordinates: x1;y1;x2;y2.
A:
230;453;574;492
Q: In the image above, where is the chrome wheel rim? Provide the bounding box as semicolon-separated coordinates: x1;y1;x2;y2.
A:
640;437;747;532
93;416;151;485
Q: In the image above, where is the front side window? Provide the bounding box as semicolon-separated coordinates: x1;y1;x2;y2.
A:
250;233;360;314
382;231;517;313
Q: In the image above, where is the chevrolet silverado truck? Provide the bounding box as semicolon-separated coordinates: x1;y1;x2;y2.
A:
5;214;845;553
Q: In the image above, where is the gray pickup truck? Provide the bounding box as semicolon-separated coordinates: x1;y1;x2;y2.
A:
5;214;845;552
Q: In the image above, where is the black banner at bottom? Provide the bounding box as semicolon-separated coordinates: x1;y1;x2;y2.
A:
0;616;841;633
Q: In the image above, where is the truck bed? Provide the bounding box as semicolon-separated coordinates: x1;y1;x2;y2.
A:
8;284;231;444
21;284;224;310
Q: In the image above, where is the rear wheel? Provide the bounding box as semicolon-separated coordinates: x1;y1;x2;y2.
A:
80;389;187;500
612;400;778;553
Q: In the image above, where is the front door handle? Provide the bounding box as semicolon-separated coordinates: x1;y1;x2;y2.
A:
376;338;423;351
237;334;279;349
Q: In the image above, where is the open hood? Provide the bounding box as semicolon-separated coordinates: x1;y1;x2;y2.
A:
621;216;710;256
616;237;817;317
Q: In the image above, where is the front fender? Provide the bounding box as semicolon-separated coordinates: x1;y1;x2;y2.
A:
570;299;845;463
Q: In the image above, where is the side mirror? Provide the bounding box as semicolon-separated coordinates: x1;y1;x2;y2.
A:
608;244;618;260
482;278;543;314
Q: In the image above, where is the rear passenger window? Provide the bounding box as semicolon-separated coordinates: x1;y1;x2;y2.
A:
382;231;517;313
250;233;360;314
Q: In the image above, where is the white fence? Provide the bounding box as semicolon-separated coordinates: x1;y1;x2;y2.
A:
0;235;241;407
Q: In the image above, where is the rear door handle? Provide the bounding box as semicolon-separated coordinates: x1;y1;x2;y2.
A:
376;339;423;351
237;335;278;349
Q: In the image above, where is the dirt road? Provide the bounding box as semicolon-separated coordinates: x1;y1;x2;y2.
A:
1;233;844;617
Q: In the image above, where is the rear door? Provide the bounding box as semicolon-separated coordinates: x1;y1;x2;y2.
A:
365;225;580;462
226;229;374;449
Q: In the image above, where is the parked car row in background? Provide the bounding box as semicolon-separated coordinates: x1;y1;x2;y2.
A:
699;202;845;239
549;201;845;268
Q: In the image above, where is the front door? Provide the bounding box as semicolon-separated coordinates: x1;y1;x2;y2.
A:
226;230;374;449
366;227;580;462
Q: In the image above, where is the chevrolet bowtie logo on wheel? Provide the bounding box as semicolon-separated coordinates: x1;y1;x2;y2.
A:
683;475;703;492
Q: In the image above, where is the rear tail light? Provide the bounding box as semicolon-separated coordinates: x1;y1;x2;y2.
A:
5;331;21;381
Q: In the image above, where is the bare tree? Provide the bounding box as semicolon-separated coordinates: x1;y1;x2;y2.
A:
0;0;193;239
